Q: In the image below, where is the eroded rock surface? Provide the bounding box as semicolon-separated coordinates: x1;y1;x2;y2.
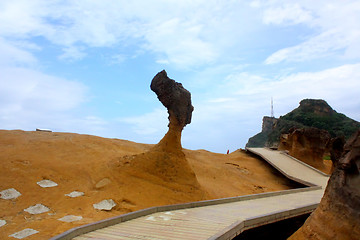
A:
150;70;193;129
110;70;205;200
278;127;331;172
290;130;360;240
150;70;194;153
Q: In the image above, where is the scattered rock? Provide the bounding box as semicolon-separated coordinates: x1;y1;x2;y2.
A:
0;219;6;227
93;199;116;211
37;179;58;188
58;215;83;222
65;191;84;198
9;228;39;239
24;204;50;214
95;178;111;189
0;188;21;200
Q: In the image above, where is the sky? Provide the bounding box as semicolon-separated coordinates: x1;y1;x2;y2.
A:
1;0;360;153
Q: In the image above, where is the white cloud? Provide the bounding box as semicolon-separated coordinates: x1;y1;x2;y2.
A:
59;46;86;61
0;67;87;112
0;0;258;69
0;38;37;66
0;66;89;132
263;3;313;25
181;63;360;151
261;0;360;64
218;63;360;118
265;28;357;64
143;17;218;69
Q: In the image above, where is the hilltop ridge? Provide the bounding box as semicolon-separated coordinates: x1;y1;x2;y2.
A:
246;99;360;148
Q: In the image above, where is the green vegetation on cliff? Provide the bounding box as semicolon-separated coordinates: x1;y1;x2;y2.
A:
246;99;360;148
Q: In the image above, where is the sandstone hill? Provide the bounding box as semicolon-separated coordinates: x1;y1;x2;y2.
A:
246;99;360;148
0;130;298;239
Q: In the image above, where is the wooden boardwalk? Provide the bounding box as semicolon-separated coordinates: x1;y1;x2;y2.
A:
51;148;329;240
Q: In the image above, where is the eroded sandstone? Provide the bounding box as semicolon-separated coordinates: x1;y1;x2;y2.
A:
278;127;331;173
290;130;360;240
110;70;204;196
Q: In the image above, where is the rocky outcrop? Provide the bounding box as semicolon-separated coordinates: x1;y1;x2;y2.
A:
111;70;204;196
289;130;360;240
298;99;334;117
278;127;331;172
262;116;277;133
150;70;194;152
246;99;360;148
150;70;193;129
246;116;277;148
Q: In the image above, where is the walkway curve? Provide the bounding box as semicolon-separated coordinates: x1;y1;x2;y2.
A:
51;148;329;240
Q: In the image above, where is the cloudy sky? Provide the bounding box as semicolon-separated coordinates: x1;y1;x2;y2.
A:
1;0;360;153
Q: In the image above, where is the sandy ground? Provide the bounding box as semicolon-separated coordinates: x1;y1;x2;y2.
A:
0;130;297;239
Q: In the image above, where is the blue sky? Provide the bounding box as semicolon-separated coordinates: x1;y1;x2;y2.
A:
1;0;360;153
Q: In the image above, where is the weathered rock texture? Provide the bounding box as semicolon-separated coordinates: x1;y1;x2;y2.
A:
150;70;194;152
111;70;203;196
151;70;193;129
278;127;331;173
289;130;360;240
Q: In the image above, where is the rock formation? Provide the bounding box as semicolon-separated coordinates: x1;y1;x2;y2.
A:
246;99;360;148
289;130;360;240
150;70;194;152
110;70;204;198
278;127;331;173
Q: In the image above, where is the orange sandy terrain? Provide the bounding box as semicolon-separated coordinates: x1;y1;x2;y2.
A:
0;130;297;239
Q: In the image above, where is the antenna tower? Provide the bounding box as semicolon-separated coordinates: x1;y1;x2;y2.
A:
271;97;274;118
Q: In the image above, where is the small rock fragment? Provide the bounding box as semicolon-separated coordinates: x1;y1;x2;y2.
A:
93;199;116;211
24;204;50;214
58;215;83;222
37;180;58;188
95;178;112;189
9;228;39;239
0;219;6;227
65;191;84;198
0;188;21;200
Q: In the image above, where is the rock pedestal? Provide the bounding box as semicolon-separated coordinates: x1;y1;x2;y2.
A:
111;70;204;198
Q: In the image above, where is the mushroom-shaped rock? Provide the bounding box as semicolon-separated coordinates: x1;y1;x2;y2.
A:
109;70;205;201
150;70;194;153
150;70;194;129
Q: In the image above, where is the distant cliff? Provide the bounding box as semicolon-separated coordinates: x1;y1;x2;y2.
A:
246;99;360;148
